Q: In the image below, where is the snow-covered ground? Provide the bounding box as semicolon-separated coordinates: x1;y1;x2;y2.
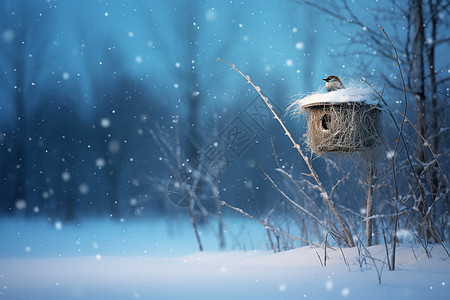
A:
1;218;449;300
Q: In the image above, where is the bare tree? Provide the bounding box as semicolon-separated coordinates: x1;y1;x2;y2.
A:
0;1;52;215
293;0;450;245
140;1;240;250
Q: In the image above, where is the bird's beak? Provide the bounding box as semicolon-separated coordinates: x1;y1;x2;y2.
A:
322;78;328;82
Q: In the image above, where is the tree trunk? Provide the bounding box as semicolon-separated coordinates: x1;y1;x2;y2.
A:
426;0;439;221
411;0;429;236
411;0;426;163
14;73;27;215
186;3;201;166
366;164;374;246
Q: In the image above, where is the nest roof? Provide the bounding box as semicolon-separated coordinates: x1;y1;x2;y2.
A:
293;83;381;111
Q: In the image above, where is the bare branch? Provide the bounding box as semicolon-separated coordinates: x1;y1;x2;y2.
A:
220;199;320;247
217;58;355;247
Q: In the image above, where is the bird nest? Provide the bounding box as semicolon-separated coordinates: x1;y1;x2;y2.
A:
291;84;382;154
304;102;380;153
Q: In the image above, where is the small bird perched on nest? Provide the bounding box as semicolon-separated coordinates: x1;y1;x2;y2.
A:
323;75;345;92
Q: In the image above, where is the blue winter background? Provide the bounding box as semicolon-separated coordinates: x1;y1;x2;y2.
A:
1;0;450;264
0;0;368;225
1;1;450;299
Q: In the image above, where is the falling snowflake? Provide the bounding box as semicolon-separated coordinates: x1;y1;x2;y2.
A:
54;221;63;230
100;118;111;128
2;29;14;42
325;280;334;291
96;157;106;168
279;284;287;292
62;72;70;80
15;200;27;210
79;183;89;195
205;9;217;21
295;42;304;50
61;171;71;182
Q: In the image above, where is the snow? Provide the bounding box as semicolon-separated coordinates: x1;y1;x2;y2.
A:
291;81;381;111
0;219;449;299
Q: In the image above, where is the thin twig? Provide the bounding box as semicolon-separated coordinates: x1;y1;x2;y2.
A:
316;252;324;267
381;218;392;270
401;114;450;188
260;164;343;242
376;24;409;270
220;200;320;247
324;232;328;266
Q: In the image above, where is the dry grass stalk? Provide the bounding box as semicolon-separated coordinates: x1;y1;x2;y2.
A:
217;58;355;247
220;199;320;247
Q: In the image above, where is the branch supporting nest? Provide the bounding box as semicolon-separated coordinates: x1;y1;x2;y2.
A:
217;58;355;247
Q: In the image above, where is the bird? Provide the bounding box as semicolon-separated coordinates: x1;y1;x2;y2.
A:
323;75;345;92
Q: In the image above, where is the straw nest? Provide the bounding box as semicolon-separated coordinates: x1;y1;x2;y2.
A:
291;83;382;154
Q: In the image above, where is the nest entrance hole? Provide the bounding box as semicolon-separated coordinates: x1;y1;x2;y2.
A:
321;113;331;131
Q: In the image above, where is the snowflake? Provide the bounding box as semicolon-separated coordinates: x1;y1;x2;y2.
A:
62;72;70;80
61;171;71;182
100;118;111;128
295;42;304;50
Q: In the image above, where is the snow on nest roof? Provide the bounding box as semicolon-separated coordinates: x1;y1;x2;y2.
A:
291;82;381;111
